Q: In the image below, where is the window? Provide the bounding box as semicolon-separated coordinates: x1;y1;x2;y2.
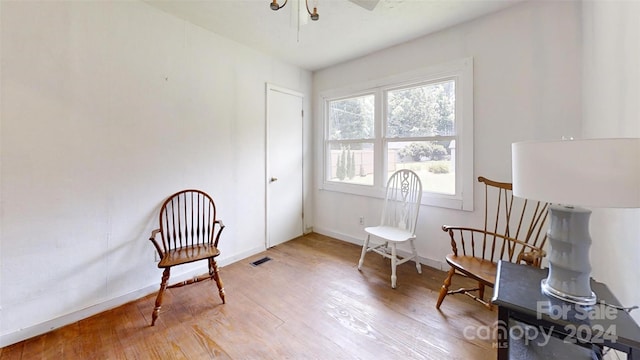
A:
327;94;375;186
322;58;473;210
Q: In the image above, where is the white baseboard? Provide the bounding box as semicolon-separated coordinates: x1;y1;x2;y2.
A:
217;245;266;267
0;245;266;348
0;284;159;348
313;226;363;246
313;226;448;271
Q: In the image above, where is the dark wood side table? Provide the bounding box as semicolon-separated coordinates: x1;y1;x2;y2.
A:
491;261;640;360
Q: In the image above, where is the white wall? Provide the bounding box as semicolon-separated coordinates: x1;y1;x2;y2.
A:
0;1;312;345
312;1;582;268
3;0;635;349
582;1;640;324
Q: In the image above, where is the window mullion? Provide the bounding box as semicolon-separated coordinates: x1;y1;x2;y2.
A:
375;88;385;189
323;98;330;184
384;135;457;143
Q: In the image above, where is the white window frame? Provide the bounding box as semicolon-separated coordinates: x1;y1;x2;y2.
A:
320;57;474;211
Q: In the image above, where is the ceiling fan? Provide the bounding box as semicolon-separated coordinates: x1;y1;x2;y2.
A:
270;0;381;22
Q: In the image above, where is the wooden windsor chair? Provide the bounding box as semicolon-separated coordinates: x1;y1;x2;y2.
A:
148;189;226;326
436;176;549;310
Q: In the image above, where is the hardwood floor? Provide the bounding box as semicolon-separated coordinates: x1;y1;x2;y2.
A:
0;233;498;359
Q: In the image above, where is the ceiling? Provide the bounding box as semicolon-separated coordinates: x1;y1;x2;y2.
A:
146;0;523;71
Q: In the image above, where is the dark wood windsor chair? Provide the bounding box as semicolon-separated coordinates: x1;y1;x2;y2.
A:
148;189;226;326
436;177;549;310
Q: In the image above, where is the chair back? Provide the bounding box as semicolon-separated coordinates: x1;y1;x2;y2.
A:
380;170;422;234
478;176;549;264
158;189;218;252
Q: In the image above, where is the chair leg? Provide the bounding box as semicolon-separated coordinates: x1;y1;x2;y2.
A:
390;243;398;288
357;235;370;270
209;258;226;304
152;267;170;326
410;239;421;274
478;282;493;309
436;267;455;309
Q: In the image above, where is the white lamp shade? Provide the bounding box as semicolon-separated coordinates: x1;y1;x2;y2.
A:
512;138;640;208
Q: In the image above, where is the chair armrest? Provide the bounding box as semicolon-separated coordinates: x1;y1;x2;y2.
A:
442;225;479;233
517;248;546;267
441;225;486;257
149;228;164;259
442;225;546;265
213;220;225;247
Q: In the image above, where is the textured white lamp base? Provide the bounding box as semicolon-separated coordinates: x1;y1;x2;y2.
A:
542;205;597;306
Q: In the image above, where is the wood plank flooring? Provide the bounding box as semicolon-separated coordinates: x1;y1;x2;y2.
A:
0;233;498;359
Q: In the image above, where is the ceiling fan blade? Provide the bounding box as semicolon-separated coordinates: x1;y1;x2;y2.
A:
348;0;381;11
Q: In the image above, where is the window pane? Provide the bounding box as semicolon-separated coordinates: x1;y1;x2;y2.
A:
387;140;455;195
327;142;374;186
386;80;455;138
328;95;374;140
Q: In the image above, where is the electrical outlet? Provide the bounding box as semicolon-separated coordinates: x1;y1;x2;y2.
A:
359;216;365;225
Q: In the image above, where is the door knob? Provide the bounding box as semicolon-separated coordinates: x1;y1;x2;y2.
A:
270;177;278;182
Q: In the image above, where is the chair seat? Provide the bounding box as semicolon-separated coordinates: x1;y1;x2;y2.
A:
158;244;220;268
365;225;415;242
445;254;497;286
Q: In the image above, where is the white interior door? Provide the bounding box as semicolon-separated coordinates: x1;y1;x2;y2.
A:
266;84;304;248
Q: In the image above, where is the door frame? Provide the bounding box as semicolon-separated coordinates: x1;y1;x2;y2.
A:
265;83;305;249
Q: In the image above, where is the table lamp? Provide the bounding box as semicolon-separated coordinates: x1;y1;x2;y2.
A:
511;138;640;305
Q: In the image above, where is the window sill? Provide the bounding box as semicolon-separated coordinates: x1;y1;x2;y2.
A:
319;182;472;211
